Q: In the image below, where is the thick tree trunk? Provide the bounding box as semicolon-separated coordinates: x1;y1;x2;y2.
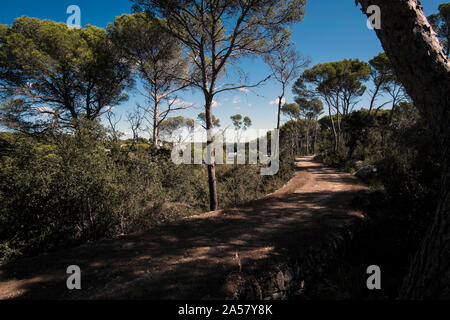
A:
205;94;219;211
401;160;450;298
356;0;450;299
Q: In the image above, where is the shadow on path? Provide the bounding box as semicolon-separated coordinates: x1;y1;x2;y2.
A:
0;156;368;300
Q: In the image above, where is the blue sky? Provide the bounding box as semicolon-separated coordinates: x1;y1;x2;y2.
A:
0;0;444;136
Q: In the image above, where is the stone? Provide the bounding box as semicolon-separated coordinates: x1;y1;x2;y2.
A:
355;165;377;179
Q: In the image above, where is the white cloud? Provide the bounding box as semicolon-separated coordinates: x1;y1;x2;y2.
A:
238;87;249;93
212;100;221;108
232;96;240;104
269;97;286;105
173;98;193;107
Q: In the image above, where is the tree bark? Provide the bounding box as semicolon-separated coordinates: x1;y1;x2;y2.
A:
153;119;159;149
355;0;450;299
326;98;339;152
313;121;319;154
336;96;342;151
205;94;219;211
368;81;382;115
306;119;311;155
152;98;160;148
277;86;285;130
277;98;282;130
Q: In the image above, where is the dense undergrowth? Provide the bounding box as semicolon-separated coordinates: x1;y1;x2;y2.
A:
0;122;295;263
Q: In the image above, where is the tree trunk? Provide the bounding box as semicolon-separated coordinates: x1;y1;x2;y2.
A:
389;100;396;124
401;160;450;298
205;94;219;211
277;101;282;130
356;0;450;299
306;119;312;155
153;101;159;148
153;125;159;148
326;99;339;152
336;96;342;151
313;121;319;154
277;90;285;130
369;82;382;115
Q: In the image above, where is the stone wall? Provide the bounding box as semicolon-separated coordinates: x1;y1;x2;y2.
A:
226;221;367;300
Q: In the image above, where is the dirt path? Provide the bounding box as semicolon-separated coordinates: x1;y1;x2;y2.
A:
0;157;368;300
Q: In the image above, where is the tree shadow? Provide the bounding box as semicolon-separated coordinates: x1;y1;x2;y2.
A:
0;159;367;300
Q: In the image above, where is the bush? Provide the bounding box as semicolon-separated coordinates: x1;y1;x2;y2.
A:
0;123;203;262
303;105;441;299
0;122;295;263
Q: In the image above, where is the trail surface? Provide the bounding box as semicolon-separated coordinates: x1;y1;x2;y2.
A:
0;156;367;299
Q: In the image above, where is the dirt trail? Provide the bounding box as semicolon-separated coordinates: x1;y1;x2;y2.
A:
0;156;368;300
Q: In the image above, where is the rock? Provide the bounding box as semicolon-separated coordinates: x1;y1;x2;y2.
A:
355;165;377;179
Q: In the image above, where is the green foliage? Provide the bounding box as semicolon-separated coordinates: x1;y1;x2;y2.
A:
293;59;371;152
369;52;393;79
230;114;252;130
428;3;450;56
108;13;187;79
107;13;188;146
304;104;440;300
318;103;439;237
133;0;307;211
281;103;300;120
217;159;295;208
280;118;316;156
0;120;295;263
280;99;323;156
197;112;220;128
0;17;133;129
296;98;324;120
159;116;196;141
297;59;370;102
0;123;205;262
